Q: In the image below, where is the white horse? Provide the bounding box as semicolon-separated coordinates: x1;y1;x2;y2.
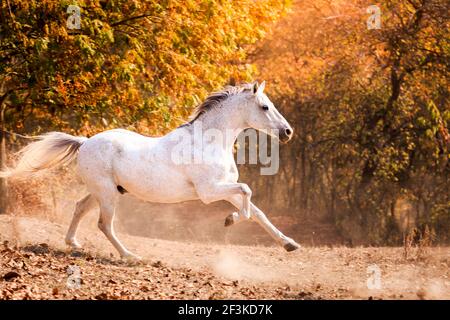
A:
1;81;300;259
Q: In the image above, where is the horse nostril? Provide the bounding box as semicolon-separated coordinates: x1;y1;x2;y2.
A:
285;128;292;136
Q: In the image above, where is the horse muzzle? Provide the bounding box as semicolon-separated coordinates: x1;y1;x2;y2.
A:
279;127;293;143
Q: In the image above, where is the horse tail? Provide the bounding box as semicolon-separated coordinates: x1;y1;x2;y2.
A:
0;132;87;179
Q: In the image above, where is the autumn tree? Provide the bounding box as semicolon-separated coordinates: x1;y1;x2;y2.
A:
0;0;289;213
244;0;449;244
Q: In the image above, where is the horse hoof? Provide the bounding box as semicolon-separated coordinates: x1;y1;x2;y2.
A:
122;253;142;261
224;215;234;227
284;242;300;252
66;239;82;250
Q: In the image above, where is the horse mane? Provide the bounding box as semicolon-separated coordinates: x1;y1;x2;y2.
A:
180;83;252;127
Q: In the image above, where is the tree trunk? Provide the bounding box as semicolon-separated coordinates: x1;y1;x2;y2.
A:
0;104;8;214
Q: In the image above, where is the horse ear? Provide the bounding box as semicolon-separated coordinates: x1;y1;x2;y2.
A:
257;80;266;94
252;81;259;94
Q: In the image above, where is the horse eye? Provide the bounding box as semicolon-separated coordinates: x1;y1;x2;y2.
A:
262;105;269;111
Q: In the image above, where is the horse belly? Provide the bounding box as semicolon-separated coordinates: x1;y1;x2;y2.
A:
115;164;197;203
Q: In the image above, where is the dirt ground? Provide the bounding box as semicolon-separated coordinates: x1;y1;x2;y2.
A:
0;215;449;300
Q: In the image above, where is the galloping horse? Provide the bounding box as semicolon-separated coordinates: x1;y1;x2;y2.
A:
1;81;300;259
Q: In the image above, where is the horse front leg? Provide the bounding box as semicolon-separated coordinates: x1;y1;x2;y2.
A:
226;195;300;252
195;182;252;220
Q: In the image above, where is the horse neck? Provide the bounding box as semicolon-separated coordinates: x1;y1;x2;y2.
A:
195;99;247;151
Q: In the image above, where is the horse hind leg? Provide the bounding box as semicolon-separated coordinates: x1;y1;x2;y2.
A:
96;191;141;260
65;194;97;249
